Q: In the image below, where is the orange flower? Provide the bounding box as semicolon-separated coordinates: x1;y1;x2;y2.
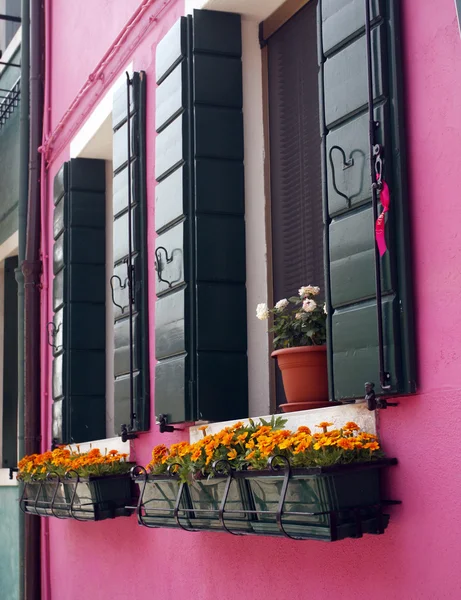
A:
297;426;311;434
246;451;256;460
363;442;380;452
316;422;334;434
227;448;237;460
344;422;360;432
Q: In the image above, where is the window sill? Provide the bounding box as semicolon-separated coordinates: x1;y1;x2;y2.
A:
189;402;376;443
67;436;131;458
0;468;18;487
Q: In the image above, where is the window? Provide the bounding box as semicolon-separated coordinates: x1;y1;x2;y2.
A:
51;70;150;445
262;0;416;404
0;1;20;54
0;254;18;470
266;1;323;405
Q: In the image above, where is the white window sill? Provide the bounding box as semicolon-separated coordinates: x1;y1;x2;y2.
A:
189;402;376;443
0;468;18;487
67;436;131;458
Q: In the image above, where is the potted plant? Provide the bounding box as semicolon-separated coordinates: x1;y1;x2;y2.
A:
256;285;330;411
137;419;396;541
17;446;135;521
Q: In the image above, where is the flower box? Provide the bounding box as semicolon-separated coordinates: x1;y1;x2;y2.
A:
21;474;135;521
238;460;394;541
133;474;192;529
187;476;253;533
21;479;68;518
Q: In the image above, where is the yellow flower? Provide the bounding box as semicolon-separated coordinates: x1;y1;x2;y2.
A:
231;421;244;430
227;448;237;460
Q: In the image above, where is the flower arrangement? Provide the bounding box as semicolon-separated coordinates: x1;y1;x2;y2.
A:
256;285;326;349
17;446;132;482
146;419;383;482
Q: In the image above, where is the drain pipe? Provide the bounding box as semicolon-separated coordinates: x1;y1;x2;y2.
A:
21;0;44;598
17;1;30;598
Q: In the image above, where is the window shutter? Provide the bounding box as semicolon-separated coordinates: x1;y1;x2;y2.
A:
2;255;18;468
111;71;150;436
319;0;416;400
52;158;106;444
154;10;247;424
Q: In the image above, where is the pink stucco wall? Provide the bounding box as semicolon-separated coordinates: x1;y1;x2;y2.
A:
41;1;461;599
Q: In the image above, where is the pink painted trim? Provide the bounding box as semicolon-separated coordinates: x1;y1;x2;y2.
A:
39;0;175;168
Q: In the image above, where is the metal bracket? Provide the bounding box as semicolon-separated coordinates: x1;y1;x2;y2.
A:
120;424;138;443
364;382;398;411
158;414;184;434
9;467;18;480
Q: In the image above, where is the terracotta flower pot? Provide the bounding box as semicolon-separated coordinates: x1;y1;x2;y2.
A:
272;345;330;411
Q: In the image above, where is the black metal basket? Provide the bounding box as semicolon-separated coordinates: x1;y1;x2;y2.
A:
20;472;136;521
131;458;399;541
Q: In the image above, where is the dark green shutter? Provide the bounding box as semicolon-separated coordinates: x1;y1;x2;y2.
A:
111;71;150;435
2;255;18;468
52;158;106;444
319;0;416;400
154;10;247;424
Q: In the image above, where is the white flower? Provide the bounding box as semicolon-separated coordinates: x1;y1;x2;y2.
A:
324;303;327;315
295;313;303;320
303;298;317;313
256;303;270;320
299;285;320;298
275;298;288;311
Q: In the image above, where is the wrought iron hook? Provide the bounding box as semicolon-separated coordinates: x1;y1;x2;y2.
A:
155;246;174;288
47;321;61;353
109;274;129;314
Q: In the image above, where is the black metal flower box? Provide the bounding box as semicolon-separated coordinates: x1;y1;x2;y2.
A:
132;459;398;541
20;473;135;521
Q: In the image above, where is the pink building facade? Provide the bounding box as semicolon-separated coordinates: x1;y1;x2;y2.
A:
37;0;461;598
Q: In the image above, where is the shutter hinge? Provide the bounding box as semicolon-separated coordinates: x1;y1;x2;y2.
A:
120;424;138;442
364;382;399;411
158;414;184;434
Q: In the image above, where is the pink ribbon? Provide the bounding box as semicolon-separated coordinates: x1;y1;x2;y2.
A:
375;180;390;256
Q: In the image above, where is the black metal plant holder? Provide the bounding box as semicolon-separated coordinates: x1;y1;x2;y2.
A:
19;472;135;521
130;459;400;542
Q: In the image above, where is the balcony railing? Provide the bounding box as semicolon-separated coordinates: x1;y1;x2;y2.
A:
0;77;19;127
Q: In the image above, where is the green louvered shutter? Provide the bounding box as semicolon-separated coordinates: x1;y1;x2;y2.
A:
52;158;106;444
319;0;416;400
154;10;247;424
111;71;150;436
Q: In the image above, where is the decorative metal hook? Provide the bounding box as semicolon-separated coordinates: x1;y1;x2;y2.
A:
47;321;61;353
155;247;174;288
109;274;129;314
328;145;356;209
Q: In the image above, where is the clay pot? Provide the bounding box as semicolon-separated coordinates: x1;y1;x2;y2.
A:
272;345;330;412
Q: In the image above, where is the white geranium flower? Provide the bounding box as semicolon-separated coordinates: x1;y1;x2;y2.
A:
295;312;303;320
303;298;317;313
299;285;320;298
256;303;270;320
275;298;288;311
324;303;327;315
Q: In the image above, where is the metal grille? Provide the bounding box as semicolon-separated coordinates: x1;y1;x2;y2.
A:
0;77;20;127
